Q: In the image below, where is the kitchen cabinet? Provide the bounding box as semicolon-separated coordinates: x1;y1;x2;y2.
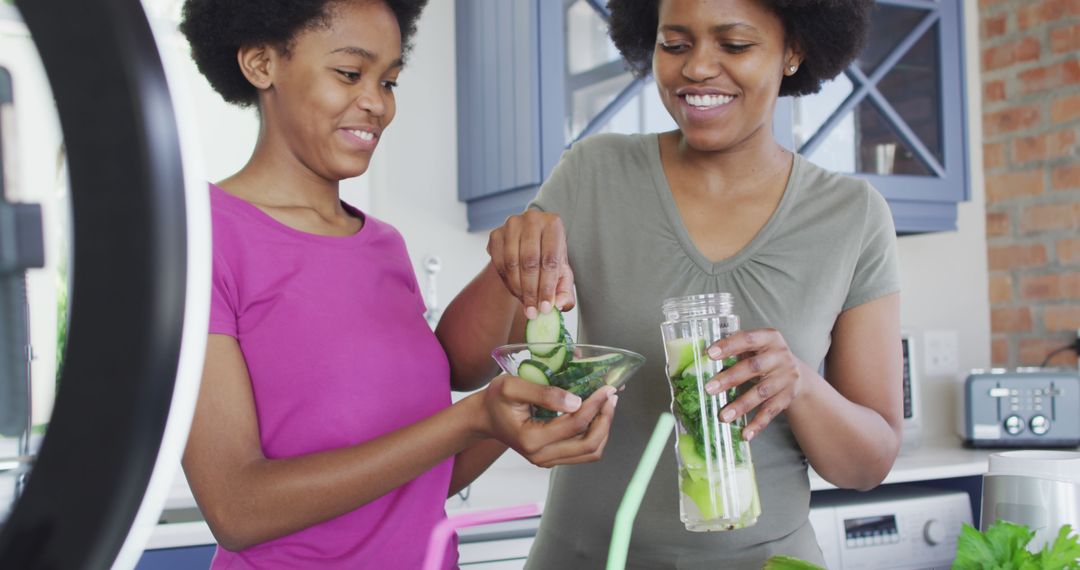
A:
775;0;969;234
455;0;969;234
135;545;215;569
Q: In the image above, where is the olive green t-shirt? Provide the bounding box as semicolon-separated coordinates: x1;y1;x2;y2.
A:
525;133;900;569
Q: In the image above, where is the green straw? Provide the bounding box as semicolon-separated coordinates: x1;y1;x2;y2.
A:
607;412;675;570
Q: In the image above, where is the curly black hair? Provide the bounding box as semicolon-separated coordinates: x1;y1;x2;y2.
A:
607;0;872;97
180;0;428;107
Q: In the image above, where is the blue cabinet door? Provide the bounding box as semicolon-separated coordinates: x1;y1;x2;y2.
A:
455;0;564;231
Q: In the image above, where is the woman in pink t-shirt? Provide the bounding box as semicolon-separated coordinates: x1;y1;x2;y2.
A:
178;1;618;568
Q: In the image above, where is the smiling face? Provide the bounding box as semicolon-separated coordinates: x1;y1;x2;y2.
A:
652;0;800;153
250;0;402;182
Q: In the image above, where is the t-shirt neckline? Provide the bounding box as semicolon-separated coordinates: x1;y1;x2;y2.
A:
644;133;802;275
210;183;370;246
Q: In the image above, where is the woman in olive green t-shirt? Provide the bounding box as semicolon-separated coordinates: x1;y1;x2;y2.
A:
438;0;899;567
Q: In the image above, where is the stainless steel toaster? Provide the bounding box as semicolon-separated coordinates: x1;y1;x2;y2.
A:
959;369;1080;448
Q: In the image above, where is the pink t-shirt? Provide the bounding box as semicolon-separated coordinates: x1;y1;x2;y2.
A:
206;184;456;569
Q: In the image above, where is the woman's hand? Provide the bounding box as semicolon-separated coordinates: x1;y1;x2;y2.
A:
702;329;810;442
487;210;575;318
477;375;617;468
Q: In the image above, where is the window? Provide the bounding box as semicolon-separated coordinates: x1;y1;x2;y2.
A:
456;0;968;233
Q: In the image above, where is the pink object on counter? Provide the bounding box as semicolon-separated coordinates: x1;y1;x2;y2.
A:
422;503;543;570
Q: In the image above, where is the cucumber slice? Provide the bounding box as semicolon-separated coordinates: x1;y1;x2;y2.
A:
566;354;618;378
525;311;564;356
666;337;707;377
569;353;622;367
562;370;606;397
549;363;591;388
518;359;554;385
533;344;569;374
677;433;706;474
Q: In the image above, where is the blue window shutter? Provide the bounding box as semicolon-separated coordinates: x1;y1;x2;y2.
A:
456;0;564;231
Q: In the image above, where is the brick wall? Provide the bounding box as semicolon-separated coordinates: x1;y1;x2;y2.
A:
981;0;1080;368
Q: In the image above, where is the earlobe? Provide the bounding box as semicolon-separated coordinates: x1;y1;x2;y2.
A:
784;44;805;77
237;45;274;90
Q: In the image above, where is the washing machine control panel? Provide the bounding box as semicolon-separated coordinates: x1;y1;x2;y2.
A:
809;487;972;570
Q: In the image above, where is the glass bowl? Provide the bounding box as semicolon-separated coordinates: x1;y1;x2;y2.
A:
491;342;645;419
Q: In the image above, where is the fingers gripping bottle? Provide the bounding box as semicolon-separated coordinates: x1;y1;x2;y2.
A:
661;293;760;531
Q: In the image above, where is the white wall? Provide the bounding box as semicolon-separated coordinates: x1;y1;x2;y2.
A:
893;0;990;442
364;0;488;319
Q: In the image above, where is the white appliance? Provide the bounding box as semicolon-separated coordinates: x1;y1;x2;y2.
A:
981;450;1080;552
809;486;972;570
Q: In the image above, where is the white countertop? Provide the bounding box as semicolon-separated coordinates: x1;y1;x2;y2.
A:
809;436;996;491
146;436;996;550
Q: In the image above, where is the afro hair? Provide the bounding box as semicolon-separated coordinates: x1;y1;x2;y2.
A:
607;0;873;97
180;0;428;107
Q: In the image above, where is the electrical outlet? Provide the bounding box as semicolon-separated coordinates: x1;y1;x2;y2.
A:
923;330;959;376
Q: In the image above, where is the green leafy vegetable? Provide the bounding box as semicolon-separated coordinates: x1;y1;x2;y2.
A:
1037;525;1080;570
671;363;743;464
952;521;1080;570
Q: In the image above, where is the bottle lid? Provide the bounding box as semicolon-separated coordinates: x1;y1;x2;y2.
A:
987;450;1080;484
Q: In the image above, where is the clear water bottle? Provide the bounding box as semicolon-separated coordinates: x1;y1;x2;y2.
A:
660;293;760;531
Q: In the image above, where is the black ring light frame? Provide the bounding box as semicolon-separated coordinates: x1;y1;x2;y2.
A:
0;1;199;568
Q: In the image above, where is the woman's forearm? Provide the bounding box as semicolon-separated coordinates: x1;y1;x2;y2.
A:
784;363;902;491
448;439;510;497
436;263;522;391
186;394;489;551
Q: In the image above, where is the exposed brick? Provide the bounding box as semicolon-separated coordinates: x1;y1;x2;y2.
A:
1051;94;1080;123
983;14;1008;39
1020;203;1080;233
1021;274;1062;300
984;105;1041;136
1052;163;1080;190
984;80;1008;104
982;36;1042;71
990;274;1014;304
1064;272;1080;299
992;307;1034;332
991;336;1009;366
1019;337;1078;367
988;243;1048;271
1060;238;1080;264
986;170;1045;204
984;142;1007;170
1011;129;1078;164
1018;0;1076;30
1051;23;1080;53
1045;305;1080;331
987;210;1011;236
1019;60;1080;95
1047;129;1078;159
